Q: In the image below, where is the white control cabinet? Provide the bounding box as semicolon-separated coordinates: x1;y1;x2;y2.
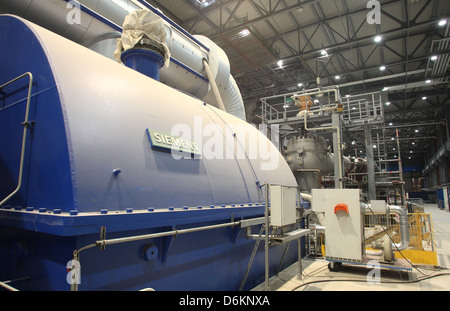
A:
270;185;297;227
311;189;363;262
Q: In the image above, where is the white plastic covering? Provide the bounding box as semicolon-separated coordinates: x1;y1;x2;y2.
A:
113;9;171;68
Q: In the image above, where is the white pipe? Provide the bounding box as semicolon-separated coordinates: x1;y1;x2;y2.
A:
300;193;312;202
291;88;339;106
0;280;19;291
203;59;226;112
264;183;270;291
219;74;246;120
365;249;383;256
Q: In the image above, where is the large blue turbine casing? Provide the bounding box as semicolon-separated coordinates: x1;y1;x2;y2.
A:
0;15;301;291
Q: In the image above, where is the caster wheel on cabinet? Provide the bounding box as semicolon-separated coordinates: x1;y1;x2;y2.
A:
328;262;342;272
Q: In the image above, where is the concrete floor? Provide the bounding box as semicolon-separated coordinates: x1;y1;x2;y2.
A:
253;203;450;291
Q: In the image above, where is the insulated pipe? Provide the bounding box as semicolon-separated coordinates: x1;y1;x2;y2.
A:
0;0;246;120
301;193;325;227
264;183;270;291
203;59;226;112
361;203;410;251
300;193;312;202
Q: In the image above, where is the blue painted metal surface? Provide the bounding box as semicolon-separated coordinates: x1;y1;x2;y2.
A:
0;15;302;291
0;16;74;212
121;49;165;81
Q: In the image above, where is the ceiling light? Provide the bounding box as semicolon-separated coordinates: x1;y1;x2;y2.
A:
385;102;391;106
277;60;283;67
298;83;303;87
412;142;415;145
374;35;382;43
321;50;328;56
391;137;395;140
239;29;250;37
389;122;393;126
431;55;438;61
422;97;427;100
439;19;447;26
426;79;432;84
380;66;386;71
373;145;377;149
382;87;389;91
335;75;341;80
197;0;215;7
415;129;419;133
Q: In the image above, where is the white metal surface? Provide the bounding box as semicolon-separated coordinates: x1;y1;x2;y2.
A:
312;189;363;262
370;200;386;211
270;185;297;227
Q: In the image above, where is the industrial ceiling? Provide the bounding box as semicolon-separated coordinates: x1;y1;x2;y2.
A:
143;0;450;169
1;0;449;169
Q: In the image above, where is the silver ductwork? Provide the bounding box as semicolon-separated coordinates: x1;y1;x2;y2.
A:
0;0;246;120
0;0;122;44
361;203;410;251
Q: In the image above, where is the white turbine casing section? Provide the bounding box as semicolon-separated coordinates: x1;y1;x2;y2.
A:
0;0;119;44
0;0;246;120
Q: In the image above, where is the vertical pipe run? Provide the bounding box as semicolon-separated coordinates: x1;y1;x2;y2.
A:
203;59;227;112
0;72;33;207
331;113;343;189
297;238;302;280
365;123;376;201
396;129;406;207
264;183;270;291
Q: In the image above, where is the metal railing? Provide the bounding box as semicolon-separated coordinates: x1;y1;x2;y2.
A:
0;72;34;207
364;212;437;265
260;89;384;126
342;92;384;124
